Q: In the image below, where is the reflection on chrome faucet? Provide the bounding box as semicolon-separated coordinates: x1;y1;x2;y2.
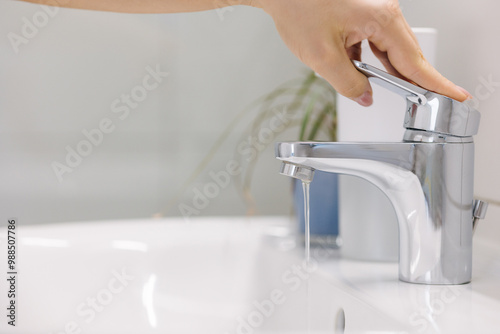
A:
276;61;488;285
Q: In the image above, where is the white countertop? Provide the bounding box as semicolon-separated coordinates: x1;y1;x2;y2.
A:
0;213;498;333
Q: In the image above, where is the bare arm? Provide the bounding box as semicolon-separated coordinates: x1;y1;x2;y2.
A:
17;0;471;106
18;0;250;13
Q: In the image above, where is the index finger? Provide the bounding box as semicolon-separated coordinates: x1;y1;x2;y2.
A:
369;15;470;101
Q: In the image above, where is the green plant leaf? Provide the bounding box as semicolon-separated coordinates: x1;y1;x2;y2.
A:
307;103;331;140
299;92;319;141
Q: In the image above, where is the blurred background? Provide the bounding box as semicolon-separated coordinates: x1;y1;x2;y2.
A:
0;0;498;225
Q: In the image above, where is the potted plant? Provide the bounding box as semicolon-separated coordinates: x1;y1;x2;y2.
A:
160;69;339;247
234;70;340;248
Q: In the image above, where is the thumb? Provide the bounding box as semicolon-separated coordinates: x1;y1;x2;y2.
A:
314;44;373;106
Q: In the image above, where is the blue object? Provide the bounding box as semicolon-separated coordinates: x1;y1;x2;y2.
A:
293;170;339;236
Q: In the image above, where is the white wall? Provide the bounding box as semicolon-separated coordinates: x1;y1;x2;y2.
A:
0;2;304;224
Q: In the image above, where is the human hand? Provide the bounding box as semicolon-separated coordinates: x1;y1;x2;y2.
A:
250;0;471;106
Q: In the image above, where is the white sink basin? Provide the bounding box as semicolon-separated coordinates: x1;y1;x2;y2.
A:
1;216;500;333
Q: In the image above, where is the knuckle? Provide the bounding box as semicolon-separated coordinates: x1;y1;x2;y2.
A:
384;0;402;16
406;54;429;79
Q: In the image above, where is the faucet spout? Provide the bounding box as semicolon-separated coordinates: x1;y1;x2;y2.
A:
279;162;315;183
276;138;476;284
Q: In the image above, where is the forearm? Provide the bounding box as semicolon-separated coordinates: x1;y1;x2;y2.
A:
17;0;258;13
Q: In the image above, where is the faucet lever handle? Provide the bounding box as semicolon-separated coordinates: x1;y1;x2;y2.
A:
352;60;481;137
352;60;428;105
473;199;489;233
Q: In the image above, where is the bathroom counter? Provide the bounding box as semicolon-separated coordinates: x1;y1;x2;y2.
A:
0;214;499;333
313;204;500;333
315;240;500;333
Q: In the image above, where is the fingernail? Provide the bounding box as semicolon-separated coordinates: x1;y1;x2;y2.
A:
354;91;373;106
456;85;473;100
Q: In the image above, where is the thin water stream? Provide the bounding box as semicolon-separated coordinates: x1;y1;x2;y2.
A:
302;180;311;334
302;180;311;263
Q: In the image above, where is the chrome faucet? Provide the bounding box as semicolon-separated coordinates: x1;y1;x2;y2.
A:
276;61;488;285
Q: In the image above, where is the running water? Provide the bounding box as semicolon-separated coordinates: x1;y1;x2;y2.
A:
302;180;311;333
302;180;311;263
